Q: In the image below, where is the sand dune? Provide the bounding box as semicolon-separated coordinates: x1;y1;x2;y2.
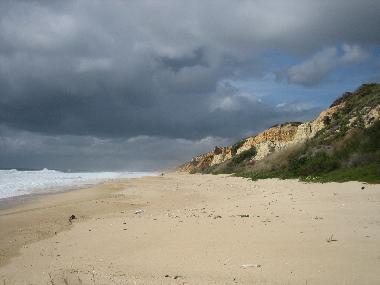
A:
1;173;379;284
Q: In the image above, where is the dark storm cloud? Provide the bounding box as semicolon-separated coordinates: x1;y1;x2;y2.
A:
0;0;379;169
159;48;209;72
1;0;379;138
0;125;232;171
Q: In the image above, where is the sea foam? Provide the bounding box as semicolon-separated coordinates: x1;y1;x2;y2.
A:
0;169;155;199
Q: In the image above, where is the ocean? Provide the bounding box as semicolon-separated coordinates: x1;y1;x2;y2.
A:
0;168;155;199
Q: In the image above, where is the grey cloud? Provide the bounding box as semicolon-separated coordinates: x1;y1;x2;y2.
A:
209;82;263;112
0;125;232;171
283;47;338;86
159;48;208;72
339;44;369;64
282;44;370;86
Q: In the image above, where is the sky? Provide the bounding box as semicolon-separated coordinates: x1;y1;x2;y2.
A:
0;0;379;171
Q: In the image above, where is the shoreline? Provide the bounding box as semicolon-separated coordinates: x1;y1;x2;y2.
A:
1;173;379;284
0;177;146;267
0;170;158;207
0;183;96;211
0;179;126;211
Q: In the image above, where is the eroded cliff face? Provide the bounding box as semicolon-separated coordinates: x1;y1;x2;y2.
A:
178;103;343;172
178;88;380;173
179;146;233;173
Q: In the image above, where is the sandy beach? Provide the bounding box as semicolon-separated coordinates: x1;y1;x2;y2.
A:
0;173;379;284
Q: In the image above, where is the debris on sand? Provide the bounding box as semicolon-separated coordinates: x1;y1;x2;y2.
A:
164;274;183;279
241;264;261;268
134;209;144;215
237;214;249;218
326;234;338;243
68;215;76;224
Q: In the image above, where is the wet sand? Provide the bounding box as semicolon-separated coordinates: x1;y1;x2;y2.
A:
0;173;379;284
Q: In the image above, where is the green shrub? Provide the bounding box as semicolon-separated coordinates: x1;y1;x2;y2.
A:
301;163;380;183
231;140;245;155
232;147;257;164
289;152;339;176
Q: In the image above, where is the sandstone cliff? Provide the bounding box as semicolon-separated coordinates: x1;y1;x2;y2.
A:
179;84;380;173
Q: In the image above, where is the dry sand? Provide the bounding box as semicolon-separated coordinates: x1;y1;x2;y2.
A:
0;173;379;284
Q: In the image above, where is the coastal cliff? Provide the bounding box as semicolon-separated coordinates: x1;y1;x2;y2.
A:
178;84;380;182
